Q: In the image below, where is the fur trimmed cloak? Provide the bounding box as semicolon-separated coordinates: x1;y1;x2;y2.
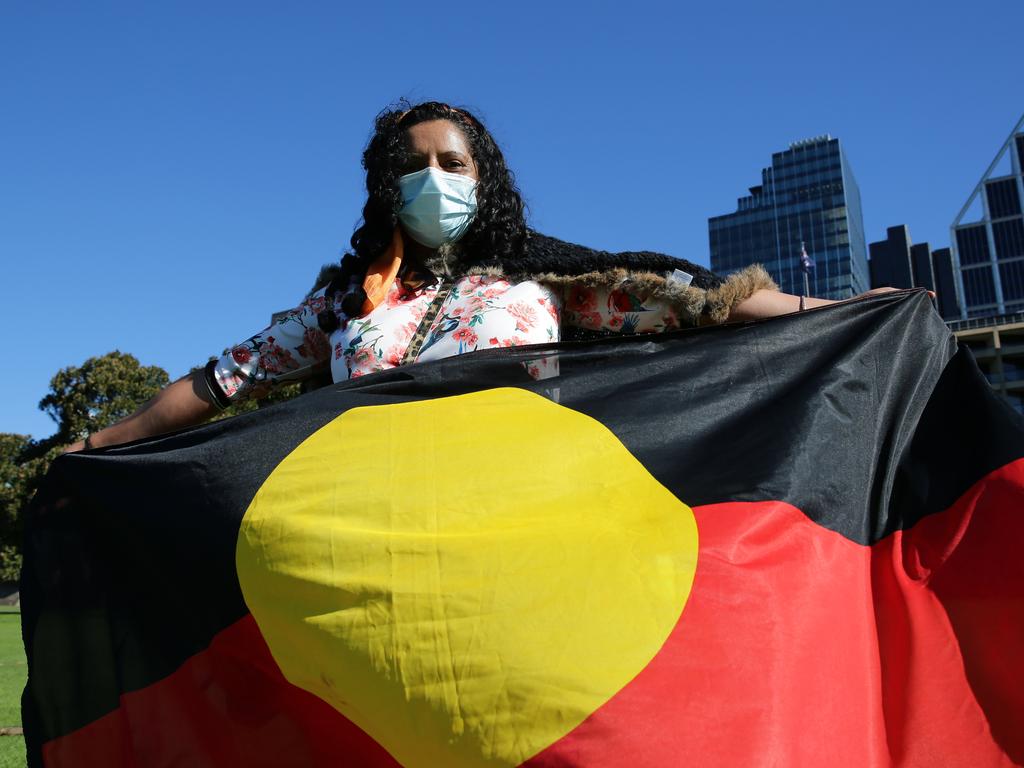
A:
314;230;777;328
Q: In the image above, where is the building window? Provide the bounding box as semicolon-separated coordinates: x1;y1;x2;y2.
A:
999;259;1024;301
962;266;997;308
1003;360;1024;382
956;225;991;265
968;306;997;318
993;217;1024;260
985;178;1022;219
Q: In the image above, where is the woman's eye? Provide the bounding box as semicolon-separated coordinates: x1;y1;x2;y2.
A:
402;156;427;173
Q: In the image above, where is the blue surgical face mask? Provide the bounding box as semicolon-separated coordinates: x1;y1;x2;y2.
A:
397;167;478;249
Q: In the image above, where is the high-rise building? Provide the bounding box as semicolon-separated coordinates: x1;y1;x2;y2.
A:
950;113;1024;319
951;312;1024;416
709;135;870;300
869;225;914;289
867;225;960;320
931;248;961;321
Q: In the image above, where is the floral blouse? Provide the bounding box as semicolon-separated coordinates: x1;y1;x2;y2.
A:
209;274;684;404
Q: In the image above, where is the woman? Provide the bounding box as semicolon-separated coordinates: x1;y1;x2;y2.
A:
67;101;872;452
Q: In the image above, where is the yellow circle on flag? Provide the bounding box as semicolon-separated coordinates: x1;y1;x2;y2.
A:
237;387;698;767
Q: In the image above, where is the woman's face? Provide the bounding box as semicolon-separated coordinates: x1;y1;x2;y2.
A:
402;120;479;181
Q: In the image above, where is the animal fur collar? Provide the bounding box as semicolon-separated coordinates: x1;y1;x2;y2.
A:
420;232;777;325
317;231;777;326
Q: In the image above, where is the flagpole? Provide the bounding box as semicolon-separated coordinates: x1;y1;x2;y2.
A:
799;240;814;310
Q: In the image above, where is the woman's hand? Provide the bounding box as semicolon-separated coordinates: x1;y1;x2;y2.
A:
850;286;935;301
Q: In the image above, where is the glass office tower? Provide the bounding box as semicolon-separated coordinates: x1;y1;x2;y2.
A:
950;113;1024;319
709;135;870;300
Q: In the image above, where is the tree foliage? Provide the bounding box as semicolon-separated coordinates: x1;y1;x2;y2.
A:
39;351;171;444
0;434;58;581
1;350;302;582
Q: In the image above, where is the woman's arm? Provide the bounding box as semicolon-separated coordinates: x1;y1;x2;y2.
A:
64;374;220;452
64;286;337;453
727;287;904;322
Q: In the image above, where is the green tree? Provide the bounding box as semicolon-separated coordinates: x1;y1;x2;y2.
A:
3;351;303;581
0;434;56;581
38;351;170;445
1;352;171;580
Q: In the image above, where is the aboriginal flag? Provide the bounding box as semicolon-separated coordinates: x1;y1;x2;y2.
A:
21;291;1024;767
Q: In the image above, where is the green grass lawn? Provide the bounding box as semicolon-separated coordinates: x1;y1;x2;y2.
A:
0;607;26;768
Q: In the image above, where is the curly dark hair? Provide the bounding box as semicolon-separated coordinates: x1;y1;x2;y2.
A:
340;100;529;284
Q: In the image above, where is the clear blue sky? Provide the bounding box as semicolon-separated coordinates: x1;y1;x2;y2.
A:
2;1;1021;439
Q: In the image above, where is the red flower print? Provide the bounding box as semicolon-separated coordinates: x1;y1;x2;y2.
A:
451;306;464;317
352;347;376;367
258;341;298;374
305;295;327;314
537;296;560;323
574;311;602;329
495;336;527;347
608;289;634;313
230;346;251;365
567;286;597;313
452;328;478;346
506;301;537;333
384;343;406;367
463;299;486;319
297;328;331;361
481;286;507;299
608;314;625;329
385;285;404;308
334;343;345;360
397;321;418;342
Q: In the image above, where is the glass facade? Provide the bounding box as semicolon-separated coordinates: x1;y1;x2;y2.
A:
956;225;991;265
708;136;869;300
993;218;1024;259
962;266;997;309
951;121;1024;319
986;178;1022;219
931;248;961;320
999;259;1024;301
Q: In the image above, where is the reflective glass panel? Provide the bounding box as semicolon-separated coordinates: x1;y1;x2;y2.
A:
993;217;1024;260
985;178;1022;219
956;225;991;265
962;266;996;308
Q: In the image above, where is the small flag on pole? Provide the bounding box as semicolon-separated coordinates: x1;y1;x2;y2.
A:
799;241;815;274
